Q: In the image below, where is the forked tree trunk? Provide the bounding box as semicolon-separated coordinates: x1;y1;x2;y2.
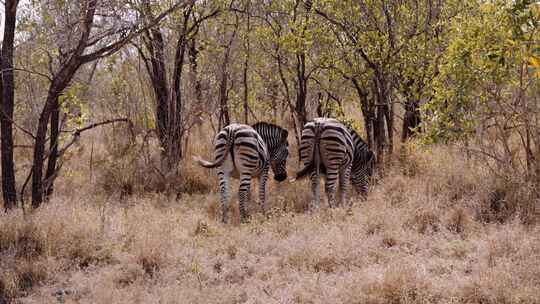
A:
139;3;195;173
167;24;188;170
33;89;66;207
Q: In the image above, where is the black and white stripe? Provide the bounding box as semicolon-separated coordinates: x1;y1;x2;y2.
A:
295;118;354;209
252;122;289;182
195;122;288;223
348;127;375;199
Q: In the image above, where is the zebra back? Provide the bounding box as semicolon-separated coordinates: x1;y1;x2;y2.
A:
252;122;288;159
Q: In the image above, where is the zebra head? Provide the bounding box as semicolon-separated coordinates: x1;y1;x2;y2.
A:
252;122;289;182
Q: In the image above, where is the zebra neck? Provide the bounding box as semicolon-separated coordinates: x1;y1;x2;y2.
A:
260;136;278;158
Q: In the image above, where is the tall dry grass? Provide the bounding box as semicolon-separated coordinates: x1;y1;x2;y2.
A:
1;128;539;303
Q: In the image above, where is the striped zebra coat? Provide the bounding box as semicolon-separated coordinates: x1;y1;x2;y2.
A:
195;123;288;223
295;118;355;209
348;127;375;199
295;118;375;209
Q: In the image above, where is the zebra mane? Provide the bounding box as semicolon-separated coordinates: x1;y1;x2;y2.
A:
347;127;362;141
252;122;288;141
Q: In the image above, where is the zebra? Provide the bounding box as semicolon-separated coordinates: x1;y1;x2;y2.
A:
294;118;354;210
195;122;288;223
348;127;376;199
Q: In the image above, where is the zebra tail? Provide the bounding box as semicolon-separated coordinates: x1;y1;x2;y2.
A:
295;162;313;180
194;156;221;168
194;130;233;168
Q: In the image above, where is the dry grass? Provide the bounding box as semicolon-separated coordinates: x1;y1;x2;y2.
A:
1;134;539;303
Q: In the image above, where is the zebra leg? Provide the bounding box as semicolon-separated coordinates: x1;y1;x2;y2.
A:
238;173;252;223
258;165;270;216
339;164;352;207
325;169;339;208
310;171;321;211
218;170;230;224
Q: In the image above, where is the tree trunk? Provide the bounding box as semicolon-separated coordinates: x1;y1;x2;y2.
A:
32;94;57;207
374;104;386;166
139;7;197;173
145;28;170;153
242;54;249;124
384;101;394;155
44;96;60;198
32;63;81;207
188;37;203;126
372;76;389;166
218;41;234;128
1;0;19;210
167;27;188;171
242;7;251;124
351;78;374;149
295;52;308;127
402;97;422;142
218;67;230;128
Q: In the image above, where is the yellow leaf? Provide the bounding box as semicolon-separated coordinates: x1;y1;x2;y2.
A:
536;70;540;79
528;56;540;68
505;39;516;46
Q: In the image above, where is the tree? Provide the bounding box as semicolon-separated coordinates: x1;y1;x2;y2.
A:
422;0;540;182
136;0;219;173
25;0;186;208
1;0;20;211
314;0;459;164
251;0;321;146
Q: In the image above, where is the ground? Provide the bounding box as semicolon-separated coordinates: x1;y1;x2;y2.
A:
1;143;539;304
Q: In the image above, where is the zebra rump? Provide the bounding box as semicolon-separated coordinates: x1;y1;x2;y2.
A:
295;118;354;180
294;118;354;209
195;122;288;223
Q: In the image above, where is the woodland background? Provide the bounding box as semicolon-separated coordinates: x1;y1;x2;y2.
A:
1;0;540;303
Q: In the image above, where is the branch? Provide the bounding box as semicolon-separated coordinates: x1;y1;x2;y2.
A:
70;118;132;137
314;7;378;72
456;145;505;164
79;0;195;63
21;118;133;206
186;8;221;37
0;107;36;139
0;67;53;81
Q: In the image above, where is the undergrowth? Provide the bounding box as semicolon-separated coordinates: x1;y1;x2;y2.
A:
1;140;539;303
